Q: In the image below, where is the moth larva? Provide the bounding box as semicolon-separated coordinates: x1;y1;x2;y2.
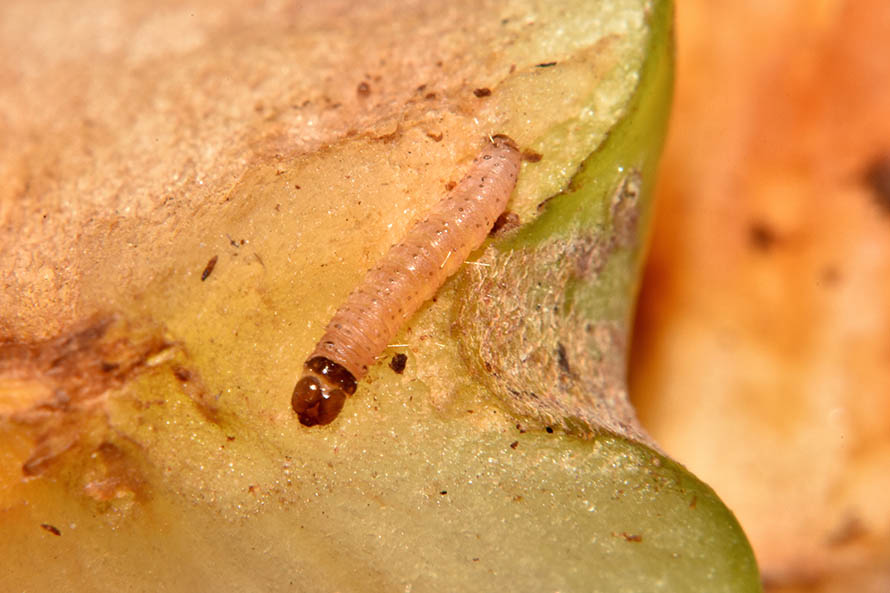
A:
292;135;521;426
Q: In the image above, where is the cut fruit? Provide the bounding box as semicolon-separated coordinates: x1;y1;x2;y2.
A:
0;1;760;591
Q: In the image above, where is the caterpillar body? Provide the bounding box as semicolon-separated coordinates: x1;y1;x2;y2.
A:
292;135;522;426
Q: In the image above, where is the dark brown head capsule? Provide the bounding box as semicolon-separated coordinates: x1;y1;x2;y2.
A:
291;357;356;426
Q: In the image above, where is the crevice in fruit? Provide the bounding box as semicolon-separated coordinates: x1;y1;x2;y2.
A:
455;172;654;446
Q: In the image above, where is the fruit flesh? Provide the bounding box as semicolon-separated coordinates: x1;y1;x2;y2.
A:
0;1;760;591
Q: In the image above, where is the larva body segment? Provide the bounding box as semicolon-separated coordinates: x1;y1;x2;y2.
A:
292;136;521;426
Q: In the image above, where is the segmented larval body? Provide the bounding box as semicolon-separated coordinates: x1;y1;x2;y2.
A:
292;135;521;426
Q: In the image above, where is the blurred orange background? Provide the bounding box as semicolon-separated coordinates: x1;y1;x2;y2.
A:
630;1;890;591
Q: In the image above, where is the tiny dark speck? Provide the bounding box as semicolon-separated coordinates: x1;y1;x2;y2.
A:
748;221;777;251
201;255;218;281
490;211;520;236
820;266;841;288
389;353;407;374
173;367;191;382
473;87;492;98
40;523;61;536
440;490;447;495
100;361;119;373
522;150;543;163
621;532;643;543
509;441;519;449
536;61;557;68
556;342;570;373
545;426;554;434
865;154;890;214
357;81;371;97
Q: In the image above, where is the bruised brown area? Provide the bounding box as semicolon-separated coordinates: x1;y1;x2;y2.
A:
0;0;628;343
0;316;214;498
629;0;890;588
457;173;651;443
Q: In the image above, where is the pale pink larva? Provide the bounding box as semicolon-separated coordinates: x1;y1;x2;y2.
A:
292;135;522;426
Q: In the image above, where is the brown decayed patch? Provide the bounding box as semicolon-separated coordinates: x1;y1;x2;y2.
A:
0;316;213;498
81;441;149;503
0;0;631;344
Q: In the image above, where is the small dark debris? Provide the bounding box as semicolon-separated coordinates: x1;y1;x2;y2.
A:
294;184;301;190
864;154;890;214
226;435;236;441
426;131;444;142
621;532;643;543
445;181;457;191
748;221;778;251
521;150;543;163
826;515;867;547
536;61;557;68
472;557;480;562
416;84;427;93
473;87;492;98
100;361;119;373
545;426;554;434
40;523;61;536
820;265;841;287
357;81;371;97
536;194;557;211
389;353;407;374
509;441;519;449
556;342;570;373
440;490;448;495
424;92;437;100
173;367;191;382
490;211;520;236
201;255;218;281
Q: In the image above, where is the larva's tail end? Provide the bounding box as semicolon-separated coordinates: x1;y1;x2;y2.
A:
490;134;519;152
